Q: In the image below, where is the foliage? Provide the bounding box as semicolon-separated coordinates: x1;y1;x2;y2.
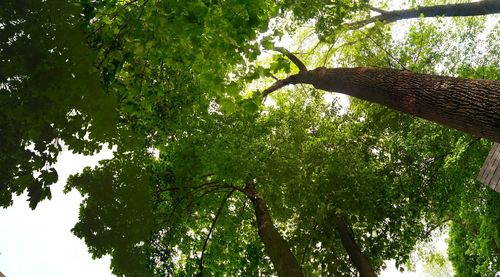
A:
66;148;154;277
0;1;117;208
445;36;500;276
448;188;500;277
2;0;499;276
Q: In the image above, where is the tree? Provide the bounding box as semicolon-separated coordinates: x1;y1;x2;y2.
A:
263;64;500;142
283;0;500;41
444;48;500;276
267;1;500;142
348;0;500;29
334;214;377;277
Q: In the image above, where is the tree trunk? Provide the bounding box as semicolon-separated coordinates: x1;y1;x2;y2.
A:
243;182;305;277
334;215;377;277
350;0;500;28
269;67;500;143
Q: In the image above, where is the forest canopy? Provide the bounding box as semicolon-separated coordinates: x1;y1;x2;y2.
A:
1;0;499;276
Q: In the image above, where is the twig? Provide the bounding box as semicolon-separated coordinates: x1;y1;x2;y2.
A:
366;34;408;70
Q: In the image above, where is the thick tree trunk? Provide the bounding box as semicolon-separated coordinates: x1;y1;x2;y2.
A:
243;182;305;277
267;67;500;142
351;0;500;28
334;215;377;277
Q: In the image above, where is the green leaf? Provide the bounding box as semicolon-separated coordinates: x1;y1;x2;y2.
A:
241;99;259;113
220;98;236;114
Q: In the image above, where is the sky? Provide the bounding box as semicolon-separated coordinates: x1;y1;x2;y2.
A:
0;149;113;277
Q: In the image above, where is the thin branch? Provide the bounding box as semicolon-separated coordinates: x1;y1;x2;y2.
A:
199;173;215;179
368;5;387;14
423;218;450;238
219;183;246;195
322;44;335;67
260;47;309;98
413;29;425;66
366;34;408;70
156;180;220;193
300;223;318;265
198;189;236;276
274;47;308;72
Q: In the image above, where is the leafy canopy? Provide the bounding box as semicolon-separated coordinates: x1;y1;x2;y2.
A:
1;0;499;276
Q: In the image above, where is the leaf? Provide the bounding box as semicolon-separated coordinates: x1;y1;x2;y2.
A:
241;99;259;113
261;36;275;50
219;97;236;114
27;180;44;210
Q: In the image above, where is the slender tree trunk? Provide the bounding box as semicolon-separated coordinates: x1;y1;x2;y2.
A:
266;67;500;142
334;215;377;277
350;0;500;29
243;182;305;277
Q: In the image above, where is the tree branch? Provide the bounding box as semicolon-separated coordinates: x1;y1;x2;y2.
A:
274;47;308;72
368;5;387;14
300;223;318;265
335;214;376;277
198;189;236;276
262;74;301;98
157;180;220;193
261;48;309;98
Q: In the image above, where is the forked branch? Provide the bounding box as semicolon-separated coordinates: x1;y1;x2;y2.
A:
274;47;308;72
262;74;300;98
262;48;308;98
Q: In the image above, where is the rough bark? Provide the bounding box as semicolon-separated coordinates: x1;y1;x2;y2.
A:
265;67;500;143
243;182;305;277
350;0;500;29
334;215;377;277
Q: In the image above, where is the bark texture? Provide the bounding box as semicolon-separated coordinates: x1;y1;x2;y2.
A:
243;182;305;277
274;67;500;143
351;0;500;28
334;215;377;277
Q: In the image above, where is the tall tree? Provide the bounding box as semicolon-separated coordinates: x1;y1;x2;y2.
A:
348;0;500;29
264;2;500;143
263;64;500;142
